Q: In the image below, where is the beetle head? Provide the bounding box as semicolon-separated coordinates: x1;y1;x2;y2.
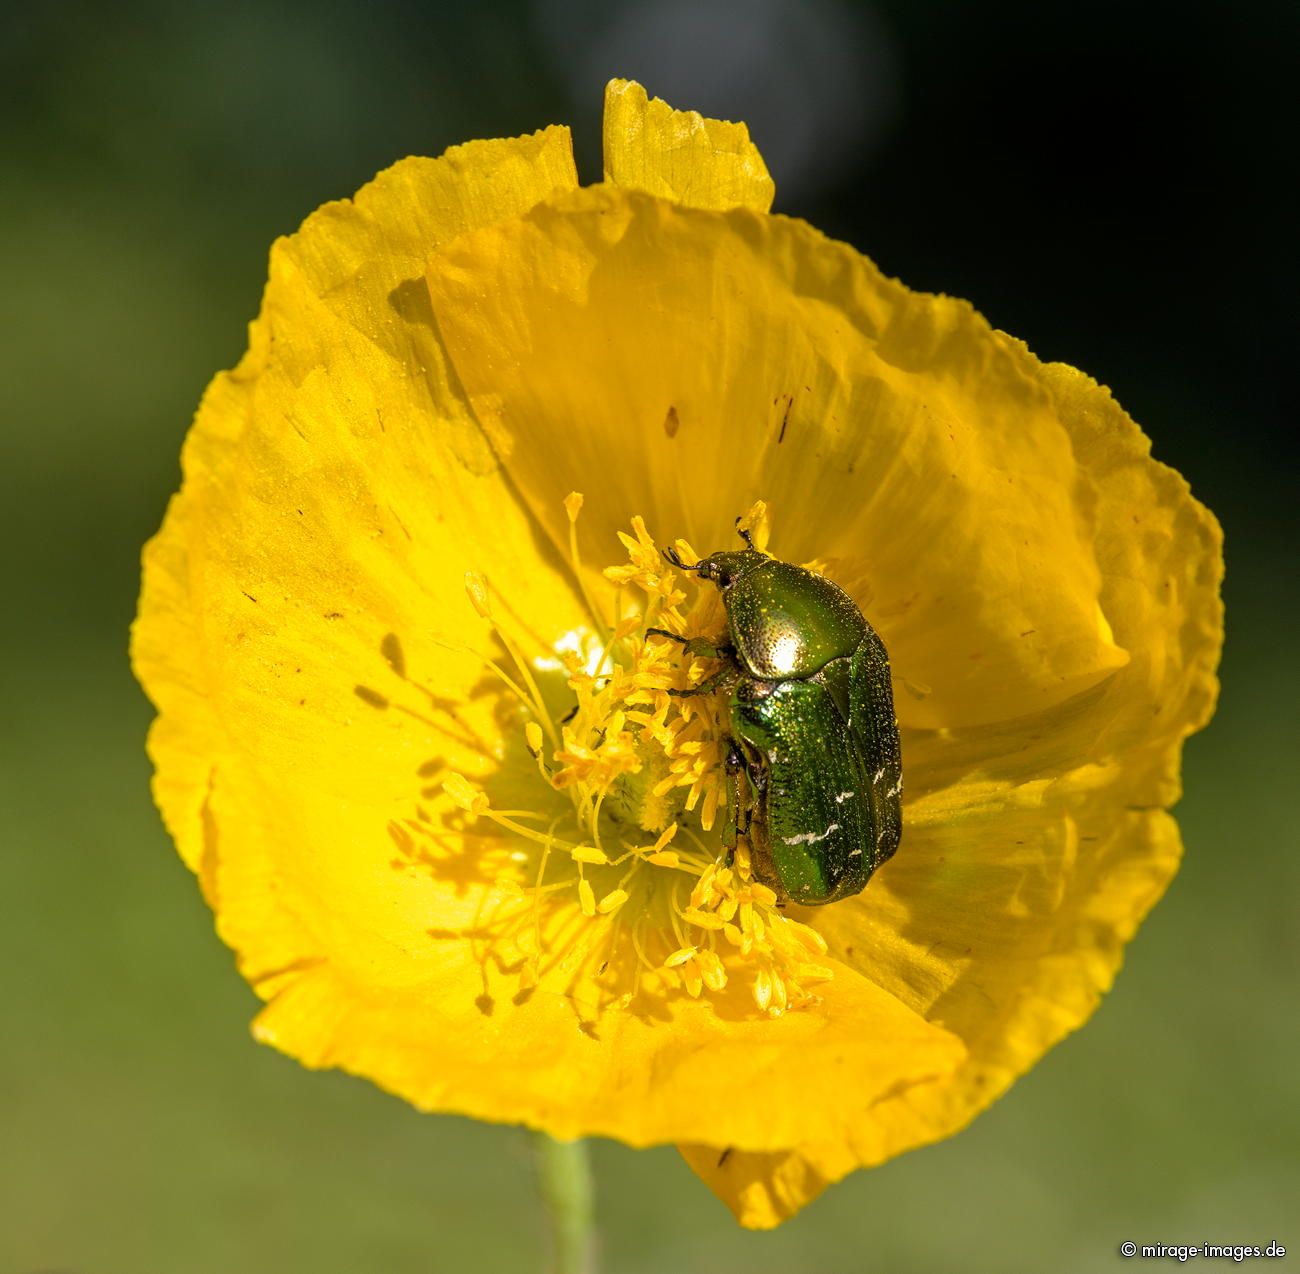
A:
662;546;767;590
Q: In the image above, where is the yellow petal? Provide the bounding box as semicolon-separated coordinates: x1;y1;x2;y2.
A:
131;127;586;1066
249;916;964;1152
425;185;1135;731
602;78;775;212
684;783;1185;1225
132;125;582;861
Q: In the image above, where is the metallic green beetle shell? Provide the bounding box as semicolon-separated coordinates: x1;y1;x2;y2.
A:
731;675;880;903
687;544;902;906
722;556;867;682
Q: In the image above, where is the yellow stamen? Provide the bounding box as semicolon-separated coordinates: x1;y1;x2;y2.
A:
464;571;492;619
457;500;834;1015
443;773;488;816
565;490;611;643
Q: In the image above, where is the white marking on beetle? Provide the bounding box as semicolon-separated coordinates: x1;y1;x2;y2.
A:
886;778;903;798
782;822;840;847
873;766;886;782
834;789;855;804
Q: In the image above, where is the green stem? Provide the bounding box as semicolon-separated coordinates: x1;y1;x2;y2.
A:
531;1132;595;1274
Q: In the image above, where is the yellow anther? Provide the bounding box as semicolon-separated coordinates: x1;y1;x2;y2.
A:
698;950;728;991
796;963;835;983
564;491;585;522
464;571;492;619
443;772;488;816
796;925;830;956
682;908;726;931
598;889;629;915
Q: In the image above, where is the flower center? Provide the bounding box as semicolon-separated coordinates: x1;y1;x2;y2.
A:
442;497;833;1017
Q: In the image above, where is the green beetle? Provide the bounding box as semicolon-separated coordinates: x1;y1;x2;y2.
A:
649;523;901;905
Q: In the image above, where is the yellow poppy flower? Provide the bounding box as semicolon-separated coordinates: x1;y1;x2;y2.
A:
131;79;1223;1228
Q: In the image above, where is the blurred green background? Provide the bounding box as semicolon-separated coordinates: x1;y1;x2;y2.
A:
3;1;1296;1270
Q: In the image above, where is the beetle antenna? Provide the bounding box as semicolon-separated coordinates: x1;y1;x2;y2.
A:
662;546;701;572
734;517;756;551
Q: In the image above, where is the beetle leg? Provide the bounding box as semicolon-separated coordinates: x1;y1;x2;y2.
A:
726;739;747;836
661;546;703;573
739;751;766;832
721;740;745;854
645;628;734;661
666;665;739;698
726;738;767;843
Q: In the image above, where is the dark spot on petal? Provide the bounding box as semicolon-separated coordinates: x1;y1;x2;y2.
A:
381;632;406;678
664;404;680;438
354;685;388;710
